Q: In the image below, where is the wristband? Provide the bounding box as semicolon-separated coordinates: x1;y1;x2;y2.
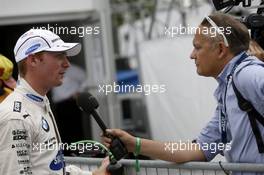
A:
134;137;141;172
134;137;141;156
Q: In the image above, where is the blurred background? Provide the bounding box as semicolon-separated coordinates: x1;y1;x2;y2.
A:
0;0;261;159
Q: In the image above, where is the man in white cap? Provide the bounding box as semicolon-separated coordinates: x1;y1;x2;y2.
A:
0;29;109;175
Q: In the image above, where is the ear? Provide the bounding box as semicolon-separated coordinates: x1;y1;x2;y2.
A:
217;42;229;59
26;54;43;67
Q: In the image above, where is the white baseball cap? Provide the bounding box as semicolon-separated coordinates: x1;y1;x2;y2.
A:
14;29;81;62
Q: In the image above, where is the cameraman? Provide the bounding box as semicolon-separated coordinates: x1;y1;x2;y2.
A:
103;13;264;168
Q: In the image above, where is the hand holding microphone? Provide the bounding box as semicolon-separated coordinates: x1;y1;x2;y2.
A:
76;92;128;161
102;129;136;153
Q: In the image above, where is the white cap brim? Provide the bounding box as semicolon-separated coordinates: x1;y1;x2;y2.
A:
44;43;81;57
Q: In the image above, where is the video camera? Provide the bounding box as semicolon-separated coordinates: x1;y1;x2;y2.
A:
212;0;251;10
212;0;264;48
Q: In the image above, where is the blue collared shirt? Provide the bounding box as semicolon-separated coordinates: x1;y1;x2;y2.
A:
196;52;264;167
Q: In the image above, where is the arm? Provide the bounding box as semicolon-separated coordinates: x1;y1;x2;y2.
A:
137;138;205;163
66;157;110;175
103;129;206;163
102;106;223;163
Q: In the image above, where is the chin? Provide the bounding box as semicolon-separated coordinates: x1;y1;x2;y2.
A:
58;81;63;86
196;69;203;76
197;70;208;77
54;81;63;87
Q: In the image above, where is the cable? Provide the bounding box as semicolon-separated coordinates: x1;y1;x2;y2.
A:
70;140;115;161
219;161;230;175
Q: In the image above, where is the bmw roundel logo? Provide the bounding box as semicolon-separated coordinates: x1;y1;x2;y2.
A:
42;117;49;132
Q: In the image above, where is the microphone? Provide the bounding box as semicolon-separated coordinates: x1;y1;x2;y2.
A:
76;92;128;161
76;92;108;132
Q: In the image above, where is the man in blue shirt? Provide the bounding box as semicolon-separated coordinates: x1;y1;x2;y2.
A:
102;13;264;173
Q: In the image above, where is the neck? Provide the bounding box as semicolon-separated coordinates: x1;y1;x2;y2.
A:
213;53;235;79
23;74;49;96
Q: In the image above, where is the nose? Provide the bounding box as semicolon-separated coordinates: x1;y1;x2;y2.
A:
63;57;70;68
190;49;196;60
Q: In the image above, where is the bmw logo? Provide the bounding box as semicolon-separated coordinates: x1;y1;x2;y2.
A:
42;117;50;132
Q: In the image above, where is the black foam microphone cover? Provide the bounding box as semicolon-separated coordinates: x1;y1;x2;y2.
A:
76;92;99;113
76;92;128;161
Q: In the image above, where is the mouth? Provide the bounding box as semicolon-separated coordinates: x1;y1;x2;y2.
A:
59;72;65;77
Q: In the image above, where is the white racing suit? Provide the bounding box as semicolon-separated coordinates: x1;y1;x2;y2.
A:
0;78;92;175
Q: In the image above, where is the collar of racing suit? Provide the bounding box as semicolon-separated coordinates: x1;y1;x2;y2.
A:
15;78;50;112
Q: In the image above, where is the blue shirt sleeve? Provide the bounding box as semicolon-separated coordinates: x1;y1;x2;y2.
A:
196;106;223;161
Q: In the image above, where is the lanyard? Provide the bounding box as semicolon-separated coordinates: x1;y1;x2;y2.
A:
221;52;248;143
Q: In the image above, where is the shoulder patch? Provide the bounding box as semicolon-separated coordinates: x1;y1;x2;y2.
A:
13;101;22;113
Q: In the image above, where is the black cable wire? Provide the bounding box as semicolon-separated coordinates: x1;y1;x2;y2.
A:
219;161;230;175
